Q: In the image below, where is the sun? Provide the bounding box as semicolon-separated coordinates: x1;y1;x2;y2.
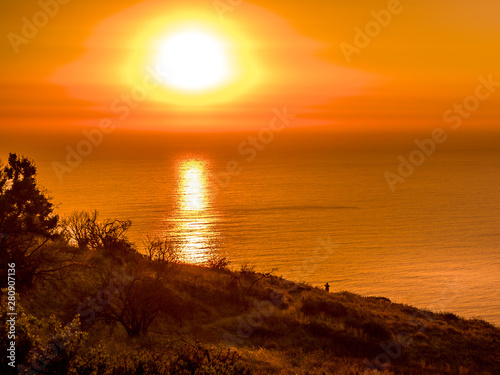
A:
119;16;261;106
155;29;233;92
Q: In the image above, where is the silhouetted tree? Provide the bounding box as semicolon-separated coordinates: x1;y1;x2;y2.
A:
142;235;182;279
143;235;180;263
85;211;131;255
206;251;230;271
97;274;179;337
62;211;91;250
63;210;133;257
0;153;60;289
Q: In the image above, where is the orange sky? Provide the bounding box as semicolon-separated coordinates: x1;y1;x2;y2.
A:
1;0;500;133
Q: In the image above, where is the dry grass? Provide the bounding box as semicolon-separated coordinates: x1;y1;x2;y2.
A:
2;243;499;374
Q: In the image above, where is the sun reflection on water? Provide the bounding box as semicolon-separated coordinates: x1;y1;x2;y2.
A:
173;158;218;263
180;160;206;211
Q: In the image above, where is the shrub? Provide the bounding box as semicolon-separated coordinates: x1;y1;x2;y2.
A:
441;312;460;322
80;344;252;375
100;276;183;337
206;252;230;271
0;298;43;370
62;211;91;250
169;344;252;375
62;210;133;257
19;316;87;375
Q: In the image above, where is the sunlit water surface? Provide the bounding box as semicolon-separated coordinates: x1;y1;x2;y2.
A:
19;141;500;326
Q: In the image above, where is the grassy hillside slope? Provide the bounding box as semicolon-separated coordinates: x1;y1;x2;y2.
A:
2;246;499;375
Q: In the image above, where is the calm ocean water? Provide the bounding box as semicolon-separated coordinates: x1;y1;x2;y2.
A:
5;131;500;325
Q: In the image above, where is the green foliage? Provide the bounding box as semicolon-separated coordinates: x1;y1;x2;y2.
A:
70;341;111;375
166;344;252;375
16;315;87;375
71;344;252;375
0;297;43;372
9;308;251;375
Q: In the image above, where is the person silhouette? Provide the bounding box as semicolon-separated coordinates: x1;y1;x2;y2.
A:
324;282;330;292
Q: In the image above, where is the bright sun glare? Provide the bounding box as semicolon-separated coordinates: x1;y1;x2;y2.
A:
156;29;232;92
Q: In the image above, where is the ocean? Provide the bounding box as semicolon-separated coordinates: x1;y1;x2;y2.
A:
4;129;500;325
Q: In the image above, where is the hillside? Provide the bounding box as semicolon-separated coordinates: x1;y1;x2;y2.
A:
2;245;499;375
